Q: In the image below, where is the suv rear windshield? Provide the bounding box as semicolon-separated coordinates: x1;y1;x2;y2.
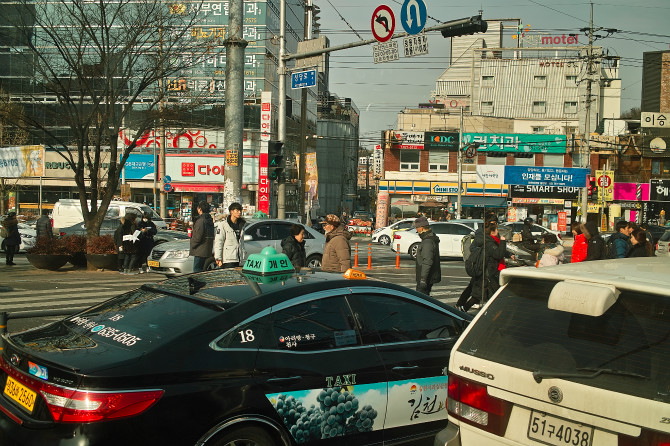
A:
458;278;670;402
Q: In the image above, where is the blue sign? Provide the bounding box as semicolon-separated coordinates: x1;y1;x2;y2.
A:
504;166;589;188
163;183;173;193
463;133;567;154
163;175;172;184
291;69;317;89
120;154;155;180
400;0;427;35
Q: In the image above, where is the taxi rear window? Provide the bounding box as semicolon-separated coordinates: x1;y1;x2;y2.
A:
458;278;670;402
61;288;221;348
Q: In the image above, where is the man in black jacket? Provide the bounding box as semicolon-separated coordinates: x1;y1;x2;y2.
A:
190;201;215;272
414;217;441;295
35;210;53;239
521;217;541;260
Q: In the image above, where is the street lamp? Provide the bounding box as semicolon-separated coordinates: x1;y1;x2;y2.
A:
456;142;480;219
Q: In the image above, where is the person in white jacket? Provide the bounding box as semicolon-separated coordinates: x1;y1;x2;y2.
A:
214;202;246;268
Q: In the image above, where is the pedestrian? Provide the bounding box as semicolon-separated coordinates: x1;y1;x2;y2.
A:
2;212;21;266
214;202;246;269
639;223;655;248
608;220;633;258
460;220;506;312
340;211;349;225
584;221;606;261
281;223;307;269
520;217;541;260
35;209;53;239
660;210;666;226
627;228;652;257
190;201;215;272
120;212;139;274
570;222;588;263
537;233;564;267
136;211;157;273
113;216;125;272
321;213;352;273
413;216;441;295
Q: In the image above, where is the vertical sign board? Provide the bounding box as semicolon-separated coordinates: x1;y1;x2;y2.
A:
373;144;384;177
258;91;271;214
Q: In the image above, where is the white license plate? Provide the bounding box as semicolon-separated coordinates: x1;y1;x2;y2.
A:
528;411;594;446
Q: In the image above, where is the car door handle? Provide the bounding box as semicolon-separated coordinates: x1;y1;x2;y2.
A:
392;366;419;371
267;376;302;385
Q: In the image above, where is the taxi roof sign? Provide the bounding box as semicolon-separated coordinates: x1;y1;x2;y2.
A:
242;246;295;276
343;269;367;280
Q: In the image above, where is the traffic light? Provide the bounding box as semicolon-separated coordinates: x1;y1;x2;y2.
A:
588;177;597;199
440;16;488;38
268;140;284;182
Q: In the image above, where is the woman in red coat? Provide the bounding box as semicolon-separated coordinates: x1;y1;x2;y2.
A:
570;222;588;263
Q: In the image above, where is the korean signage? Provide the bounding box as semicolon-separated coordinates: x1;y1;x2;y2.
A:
0;145;44;178
641;112;668;128
595;170;614;202
260;91;272;141
373;41;400;64
650;179;670;202
476;165;505;184
504;166;589;188
166;155;225;183
121;154;155;180
510;185;580;199
258;140;269;214
291;69;316;89
424;132;458;151
373;144;384;177
392;131;425;150
403;34;428;57
463;133;567;153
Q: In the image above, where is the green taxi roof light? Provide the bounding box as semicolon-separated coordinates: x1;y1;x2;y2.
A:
242;246;295;277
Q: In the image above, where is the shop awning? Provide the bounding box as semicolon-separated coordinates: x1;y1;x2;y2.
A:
458;197;508;208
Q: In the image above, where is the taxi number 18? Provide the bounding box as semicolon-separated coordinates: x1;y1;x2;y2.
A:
239;329;255;343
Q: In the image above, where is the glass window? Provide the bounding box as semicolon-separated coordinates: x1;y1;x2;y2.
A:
217;316;274;349
565;75;578;86
428;151;449;172
534;75;547;86
249;223;272;241
273;223;292;240
458;278;670;402
515;154;535;166
544;154;564;167
564;101;578;114
486;156;506;166
532;101;546;114
270;297;360;351
482;75;494;85
400;150;420;171
532;126;546;134
652;160;661;175
354;294;460;344
572;153;585;168
105;207;120;218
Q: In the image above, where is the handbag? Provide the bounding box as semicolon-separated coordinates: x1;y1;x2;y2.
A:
0;227;8;238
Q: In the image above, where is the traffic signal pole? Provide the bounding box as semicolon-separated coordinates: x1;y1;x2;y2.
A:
277;0;287;219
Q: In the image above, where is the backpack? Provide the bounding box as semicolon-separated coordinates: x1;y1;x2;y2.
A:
604;237;618;259
0;226;7;239
465;244;484;277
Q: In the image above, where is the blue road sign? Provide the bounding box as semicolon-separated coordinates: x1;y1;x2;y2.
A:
291;69;317;89
163;183;173;193
400;0;427;35
163;175;172;184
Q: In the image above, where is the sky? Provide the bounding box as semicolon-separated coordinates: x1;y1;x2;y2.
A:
317;0;670;150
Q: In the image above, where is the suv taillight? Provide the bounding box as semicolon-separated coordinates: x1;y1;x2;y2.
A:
619;428;670;446
447;373;512;436
1;356;163;423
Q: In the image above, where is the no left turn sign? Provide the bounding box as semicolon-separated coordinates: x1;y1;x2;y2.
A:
371;5;395;42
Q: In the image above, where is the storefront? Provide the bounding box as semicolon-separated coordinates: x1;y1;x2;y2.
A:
509;185;579;230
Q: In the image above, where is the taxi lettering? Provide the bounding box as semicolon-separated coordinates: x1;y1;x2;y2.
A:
325;374;356;388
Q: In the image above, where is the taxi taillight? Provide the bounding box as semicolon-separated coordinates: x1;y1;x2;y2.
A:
1;356;163;423
447;373;511;436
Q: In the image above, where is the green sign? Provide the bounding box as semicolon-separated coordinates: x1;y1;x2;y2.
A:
242;247;295;276
463;133;567;154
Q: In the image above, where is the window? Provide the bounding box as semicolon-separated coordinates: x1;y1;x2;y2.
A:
515;154;535;166
543;154;564;167
565;75;578;86
432;223;471;236
394;221;414;230
273;223;292;241
481;101;494;113
270;297;360;351
534;75;547;86
572;153;585;168
532;101;546;114
428;151;449;172
564;101;578;114
532;126;546;134
105;207;120;218
400;150;420;171
482;75;494;85
563;126;578;135
249;223;272;240
486;155;507;165
353;294;460;344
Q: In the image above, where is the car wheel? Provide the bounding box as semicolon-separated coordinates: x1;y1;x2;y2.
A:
210;426;276;446
306;254;322;268
409;243;420;259
378;235;391;246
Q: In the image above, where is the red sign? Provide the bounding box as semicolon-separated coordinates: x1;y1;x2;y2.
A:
597;175;612;188
371;5;395;43
558;211;567;232
181;163;195;177
258;144;270;214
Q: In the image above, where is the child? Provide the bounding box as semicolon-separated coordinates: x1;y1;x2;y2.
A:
537;233;565;267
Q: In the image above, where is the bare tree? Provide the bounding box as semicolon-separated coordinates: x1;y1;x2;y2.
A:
620;107;641;120
4;0;218;236
0;89;30;216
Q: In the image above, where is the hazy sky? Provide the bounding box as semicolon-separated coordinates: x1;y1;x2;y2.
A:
318;0;669;149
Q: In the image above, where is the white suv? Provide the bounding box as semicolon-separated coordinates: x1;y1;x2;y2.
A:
435;257;670;446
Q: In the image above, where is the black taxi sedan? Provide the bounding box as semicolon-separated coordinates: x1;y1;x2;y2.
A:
0;248;471;446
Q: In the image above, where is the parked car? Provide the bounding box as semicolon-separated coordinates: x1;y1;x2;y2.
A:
434;257;670;446
52;199;166;231
0;251;472;445
500;221;564;244
644;224;668;245
0;223;36;253
656;229;670;256
149;219;325;277
391;222;474;259
448;218;484;232
371;218;416;246
58;218;188;247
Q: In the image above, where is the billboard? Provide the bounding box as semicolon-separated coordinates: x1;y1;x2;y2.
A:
0;145;44;178
504;166;589;188
463;133;567;153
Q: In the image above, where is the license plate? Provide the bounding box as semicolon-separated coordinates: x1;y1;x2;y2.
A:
147;260;160;268
4;376;37;413
528;411;594;446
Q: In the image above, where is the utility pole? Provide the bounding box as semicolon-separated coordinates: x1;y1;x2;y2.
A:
580;3;595;224
277;0;287;219
223;0;247;209
158;26;167;218
457;107;464;219
298;0;312;223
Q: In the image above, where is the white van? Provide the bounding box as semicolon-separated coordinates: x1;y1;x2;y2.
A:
52;199;166;231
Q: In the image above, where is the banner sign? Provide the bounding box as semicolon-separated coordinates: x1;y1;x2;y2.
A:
613;183;650;201
260;91;272;142
373;144;384;177
121;154;155;180
504;166;588;188
650;179;670;202
463;133;567;153
424;132;459;151
0;145;44;178
511;185;580;199
476;165;505;184
392;131;425;150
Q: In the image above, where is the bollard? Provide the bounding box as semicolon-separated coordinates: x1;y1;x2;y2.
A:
367;244;372;269
354;242;359;267
395;244;400;269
